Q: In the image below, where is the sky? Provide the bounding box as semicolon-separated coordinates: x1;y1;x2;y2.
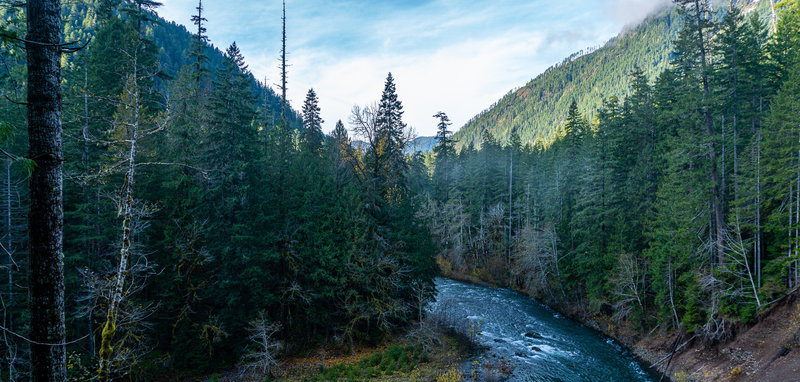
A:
157;0;669;136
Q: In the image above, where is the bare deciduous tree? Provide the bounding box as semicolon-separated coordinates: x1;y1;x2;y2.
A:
86;198;159;379
610;253;646;323
241;313;282;379
96;35;172;379
511;224;561;301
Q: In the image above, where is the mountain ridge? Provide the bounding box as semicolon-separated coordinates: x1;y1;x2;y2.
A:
452;0;776;150
452;3;678;149
55;0;304;129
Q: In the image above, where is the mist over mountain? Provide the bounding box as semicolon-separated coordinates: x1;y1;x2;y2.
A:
452;4;677;149
452;0;774;149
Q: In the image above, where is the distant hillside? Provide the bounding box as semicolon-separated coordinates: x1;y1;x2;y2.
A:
351;136;437;154
150;19;303;130
57;0;303;129
454;0;776;149
454;5;680;149
406;136;437;154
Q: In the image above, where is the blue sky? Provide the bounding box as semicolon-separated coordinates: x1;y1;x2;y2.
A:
157;0;669;136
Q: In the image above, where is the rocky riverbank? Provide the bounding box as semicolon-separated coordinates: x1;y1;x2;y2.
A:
441;267;800;382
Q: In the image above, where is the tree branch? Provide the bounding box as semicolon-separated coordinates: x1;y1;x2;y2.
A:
1;32;91;52
3;94;27;106
133;162;208;177
0;325;89;347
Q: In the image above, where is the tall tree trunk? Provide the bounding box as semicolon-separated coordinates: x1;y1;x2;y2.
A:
693;0;726;265
601;125;607;253
280;0;287;122
98;50;141;381
26;0;66;380
82;56;96;358
722;116;727;211
755;124;762;288
508;149;513;268
789;182;794;288
4;159;15;381
795;126;800;286
769;0;778;34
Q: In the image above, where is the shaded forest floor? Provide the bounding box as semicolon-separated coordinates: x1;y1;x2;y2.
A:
204;321;481;382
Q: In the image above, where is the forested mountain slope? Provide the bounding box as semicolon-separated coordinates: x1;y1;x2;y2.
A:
54;0;303;128
454;0;774;148
453;5;678;148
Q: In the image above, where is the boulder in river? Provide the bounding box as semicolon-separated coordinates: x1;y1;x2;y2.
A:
524;331;543;339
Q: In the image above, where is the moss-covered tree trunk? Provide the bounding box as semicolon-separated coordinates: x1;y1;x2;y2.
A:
98;51;141;382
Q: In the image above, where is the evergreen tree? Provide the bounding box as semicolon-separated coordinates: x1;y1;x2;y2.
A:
189;0;209;88
199;42;271;359
433;111;455;159
673;0;725;265
432;111;455;200
333;119;348;145
762;58;800;290
375;72;408;203
301;88;324;153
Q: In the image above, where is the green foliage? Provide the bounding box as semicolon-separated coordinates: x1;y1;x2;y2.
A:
417;0;800;344
8;0;800;379
308;345;427;382
15;157;36;176
0;27;18;44
1;1;437;379
454;5;680;148
0;121;13;144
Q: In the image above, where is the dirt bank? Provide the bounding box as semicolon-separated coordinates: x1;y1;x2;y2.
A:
553;292;800;382
630;291;800;381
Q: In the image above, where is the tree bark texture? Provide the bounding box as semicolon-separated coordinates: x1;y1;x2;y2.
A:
26;0;66;381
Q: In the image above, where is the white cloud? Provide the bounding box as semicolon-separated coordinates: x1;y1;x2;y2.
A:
157;0;661;136
286;31;549;136
601;0;672;25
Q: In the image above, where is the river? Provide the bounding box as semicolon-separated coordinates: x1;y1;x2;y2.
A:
432;278;661;381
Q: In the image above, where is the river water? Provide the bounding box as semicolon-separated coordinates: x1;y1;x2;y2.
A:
432;278;660;381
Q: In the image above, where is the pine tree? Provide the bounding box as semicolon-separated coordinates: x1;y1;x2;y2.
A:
376;73;408;197
189;0;209;88
366;72;408;209
279;0;288;122
770;0;800;85
563;100;587;153
610;68;656;254
203;41;260;243
673;0;726;265
333;119;348;145
330;120;356;185
762;59;800;290
432;111;455;200
433;112;454;158
301;88;324;153
121;0;163;34
559;100;588;267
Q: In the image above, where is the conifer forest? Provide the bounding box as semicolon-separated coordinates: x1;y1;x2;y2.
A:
2;0;800;381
